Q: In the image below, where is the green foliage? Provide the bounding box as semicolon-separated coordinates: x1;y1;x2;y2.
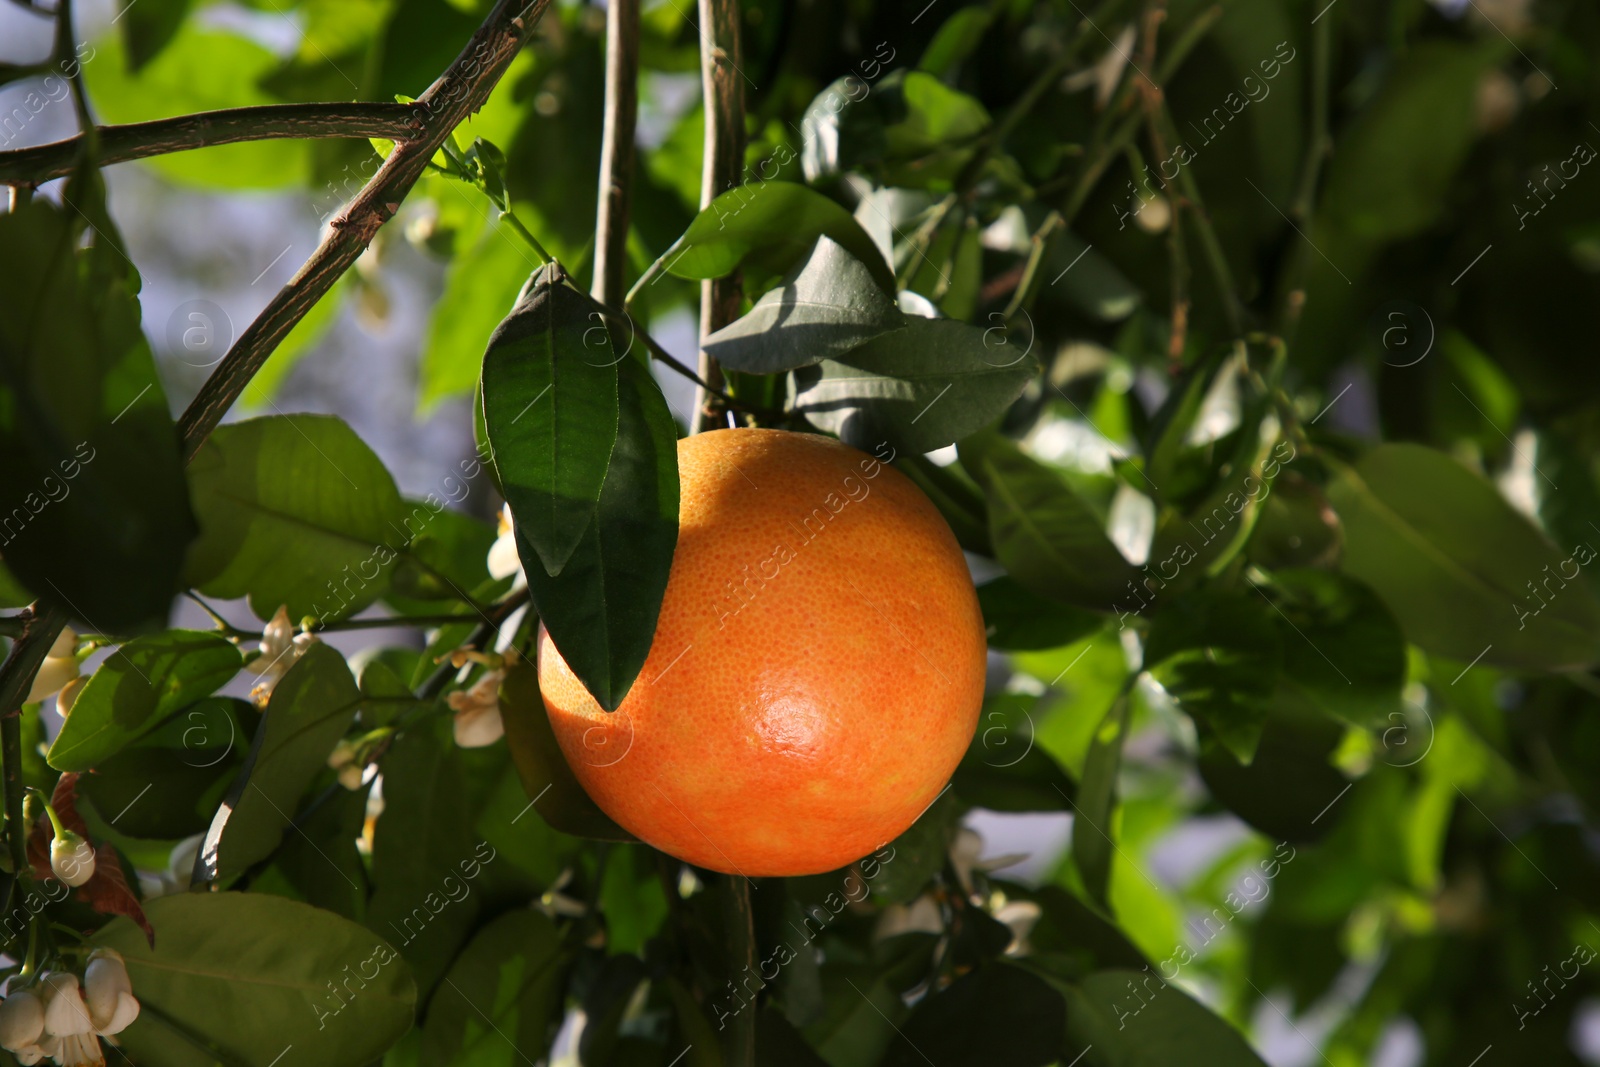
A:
94;893;415;1066
48;630;242;771
185;414;409;622
8;0;1600;1064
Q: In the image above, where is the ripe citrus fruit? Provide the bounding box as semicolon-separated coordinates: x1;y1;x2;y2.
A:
538;428;986;877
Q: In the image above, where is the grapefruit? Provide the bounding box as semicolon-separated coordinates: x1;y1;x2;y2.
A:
538;428;986;877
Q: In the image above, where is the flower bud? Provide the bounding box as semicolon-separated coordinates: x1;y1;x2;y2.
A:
50;832;95;888
0;988;45;1051
25;655;79;706
84;950;139;1036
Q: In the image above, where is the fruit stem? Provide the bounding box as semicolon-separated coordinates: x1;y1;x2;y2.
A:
718;874;758;1066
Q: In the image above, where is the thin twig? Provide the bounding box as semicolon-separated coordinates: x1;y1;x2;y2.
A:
0;104;421;186
592;0;641;307
176;0;555;459
694;0;745;433
0;0;556;909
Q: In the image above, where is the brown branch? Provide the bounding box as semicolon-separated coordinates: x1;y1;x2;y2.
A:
176;0;553;458
693;0;745;434
0;103;422;185
591;0;640;307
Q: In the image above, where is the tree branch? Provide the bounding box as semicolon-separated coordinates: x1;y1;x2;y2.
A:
0;103;422;186
0;0;556;889
176;0;554;459
694;0;745;434
592;0;640;307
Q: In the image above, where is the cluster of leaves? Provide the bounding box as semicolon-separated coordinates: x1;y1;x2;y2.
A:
3;0;1600;1064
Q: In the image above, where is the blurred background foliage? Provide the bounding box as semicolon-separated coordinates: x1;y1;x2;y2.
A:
4;0;1600;1063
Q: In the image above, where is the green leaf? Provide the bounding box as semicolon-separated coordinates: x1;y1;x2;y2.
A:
868;788;958;906
703;236;907;374
953;691;1076;813
802;70;991;190
121;0;194;71
882;963;1064;1067
198;643;360;883
523;357;679;711
482;265;621;577
1062;969;1268;1066
185;414;410;622
1261;569;1405;726
499;658;633;840
1074;692;1129;909
917;7;992;76
1199;702;1349;844
961;434;1135;610
663;181;896;294
1328;443;1600;670
84;24;311;188
794;318;1036;454
421;909;571;1065
48;630;243;771
420;221;533;409
1048;231;1141;323
1144;589;1282;762
0;200;197;632
76;696;247;839
978;576;1102;651
94;893;415;1067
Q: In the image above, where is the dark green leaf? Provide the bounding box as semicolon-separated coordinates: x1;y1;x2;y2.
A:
121;0;195;72
883;963;1064;1067
1261;569;1405;726
869;788;958;905
524;357;679;711
704;236;907;374
961;434;1135;610
482;265;621;576
48;630;242;771
198;643;360;883
1144;589;1282;762
185;414;409;622
795;319;1036;454
953;691;1076;812
663;181;895;294
1199;703;1350;843
1074;692;1129;908
499;658;633;840
1062;969;1268;1066
75;696;246;839
0;200;197;632
1328;443;1600;670
422;910;571;1065
917;7;992;76
978;576;1102;651
94;893;414;1067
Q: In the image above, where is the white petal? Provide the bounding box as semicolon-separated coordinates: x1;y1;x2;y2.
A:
56;1030;104;1066
40;974;92;1037
98;994;138;1038
486;532;523;581
46;628;77;660
83;953;132;1031
453;705;505;748
25;656;79;705
0;989;46;1050
259;606;294;662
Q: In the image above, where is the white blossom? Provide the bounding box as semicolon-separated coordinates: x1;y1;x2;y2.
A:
25;629;79;705
251;606;319;707
448;669;505;748
486;505;526;589
49;833;94;888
